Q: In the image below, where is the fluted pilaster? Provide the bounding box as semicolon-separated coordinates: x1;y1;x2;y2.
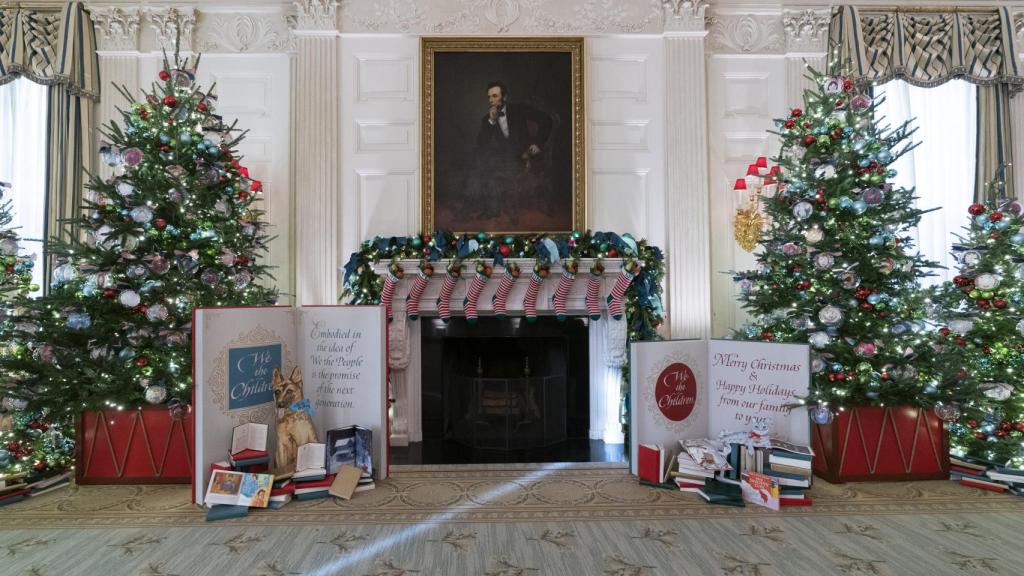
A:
1013;85;1024;199
292;0;341;305
91;6;142;182
664;1;710;339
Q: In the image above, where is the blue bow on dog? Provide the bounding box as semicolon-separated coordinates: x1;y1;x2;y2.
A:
289;399;313;416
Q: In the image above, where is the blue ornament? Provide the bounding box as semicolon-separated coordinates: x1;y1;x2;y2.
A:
159;134;171;144
843;127;854;135
887;169;897;177
118;347;136;360
203;138;214;148
179;132;192;143
810;405;833;425
1010;233;1024;245
976;215;989;226
852;200;868;214
996;219;1010;230
877;150;892;163
847;299;859;308
67;311;92;330
839;196;853;209
858;158;871;168
866;293;881;304
831;363;844;372
868;235;884;247
0;449;8;465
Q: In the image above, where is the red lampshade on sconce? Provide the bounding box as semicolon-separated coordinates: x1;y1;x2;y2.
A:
769;165;782;176
755;156;768;169
746;164;759;176
734;178;748;191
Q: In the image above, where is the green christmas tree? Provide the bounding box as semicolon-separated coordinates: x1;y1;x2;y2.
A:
735;64;942;417
933;179;1024;466
1;56;277;419
0;183;71;482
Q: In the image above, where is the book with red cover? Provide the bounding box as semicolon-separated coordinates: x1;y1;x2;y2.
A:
231;449;268;461
211;461;232;472
779;496;813;507
0;488;31;506
293;475;336;493
638;444;671;484
959;478;1007;493
270;484;295;497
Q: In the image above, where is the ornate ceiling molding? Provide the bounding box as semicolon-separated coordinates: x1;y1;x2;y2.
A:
90;6;141;52
338;0;663;34
198;14;296;52
144;7;196;53
662;0;710;34
293;0;340;33
707;13;784;54
783;8;831;54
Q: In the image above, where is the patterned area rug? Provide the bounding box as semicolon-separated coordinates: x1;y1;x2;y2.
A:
4;468;1024;575
5;466;1024;528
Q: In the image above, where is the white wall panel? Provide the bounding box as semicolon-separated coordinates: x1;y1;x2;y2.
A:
590;170;649;232
356;55;413;101
707;55;786;337
356;170;418;239
591;55;648;101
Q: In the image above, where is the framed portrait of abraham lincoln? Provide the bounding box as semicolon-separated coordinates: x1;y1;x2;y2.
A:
421;37;585;234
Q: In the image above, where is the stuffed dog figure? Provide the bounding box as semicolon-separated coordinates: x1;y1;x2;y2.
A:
272;366;319;473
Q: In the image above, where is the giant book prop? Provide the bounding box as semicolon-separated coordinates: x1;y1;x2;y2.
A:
629;339;809;476
192;306;387;505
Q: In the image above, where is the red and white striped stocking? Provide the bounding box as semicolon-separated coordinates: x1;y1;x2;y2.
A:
405;263;433;321
606;263;638;321
380;268;402;322
436;265;460;324
523;264;549;323
552;265;576;321
463;263;491;324
585;261;604;320
492;263;519;319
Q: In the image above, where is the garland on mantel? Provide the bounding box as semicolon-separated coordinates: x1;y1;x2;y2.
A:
341;230;666;342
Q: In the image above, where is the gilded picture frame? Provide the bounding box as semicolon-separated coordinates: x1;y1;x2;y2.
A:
421;37;585;234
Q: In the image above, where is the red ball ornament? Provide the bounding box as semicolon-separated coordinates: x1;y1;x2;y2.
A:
1000;421;1012;431
103;288;116;298
5;441;18;451
159;70;170;81
957;369;968;378
990;232;1002;241
784;120;795;129
974;432;987;440
968;203;986;216
499;244;511;257
160;145;170;153
881;372;890;381
197;103;207;112
997;430;1009;438
827;373;837;382
154;218;167;229
967;419;978;429
607;247;618;257
877;311;887;318
238;191;249;200
977;299;990;309
989;211;1004;222
803;135;816;146
983;346;992;355
855;288;871;299
843;79;854;92
835;99;845;108
33;461;46;471
791;108;803;118
835;372;846;381
422;234;432;244
163;95;177;108
954;337;967;346
135;357;149;367
1014;422;1024;432
860;302;874;311
938;327;951;336
760;331;775;341
995;299;1007;309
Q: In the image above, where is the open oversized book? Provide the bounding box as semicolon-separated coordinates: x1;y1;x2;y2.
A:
192;306;388;506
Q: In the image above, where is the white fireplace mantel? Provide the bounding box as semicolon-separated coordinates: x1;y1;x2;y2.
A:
371;258;632;447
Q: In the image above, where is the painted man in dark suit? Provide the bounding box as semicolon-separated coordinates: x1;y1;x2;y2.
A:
471;81;554;222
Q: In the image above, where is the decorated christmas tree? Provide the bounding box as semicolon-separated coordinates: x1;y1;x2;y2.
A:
932;178;1024;466
0;56;277;419
0;183;71;482
735;64;942;420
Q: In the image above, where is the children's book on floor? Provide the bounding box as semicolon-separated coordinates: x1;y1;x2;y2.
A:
205;470;274;508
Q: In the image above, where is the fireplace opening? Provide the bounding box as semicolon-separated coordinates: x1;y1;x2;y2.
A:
394;316;622;464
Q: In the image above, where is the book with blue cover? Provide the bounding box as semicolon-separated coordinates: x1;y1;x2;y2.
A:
206;504;250;521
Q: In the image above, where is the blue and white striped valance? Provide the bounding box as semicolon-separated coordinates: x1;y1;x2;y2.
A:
0;2;98;100
830;6;1024;94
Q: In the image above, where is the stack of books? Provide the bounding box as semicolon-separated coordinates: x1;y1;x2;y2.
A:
268;475;294;509
950;456;1024;494
637;443;676;489
294;475;335;500
0;471;73;506
696;478;744;506
229;449;270;473
228;423;270;472
765;440;813;506
204;468;274;521
327;426;375;493
292;442;333;500
673;451;715;493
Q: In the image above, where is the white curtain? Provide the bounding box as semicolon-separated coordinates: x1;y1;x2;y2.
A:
874;80;977;287
0;78;48;296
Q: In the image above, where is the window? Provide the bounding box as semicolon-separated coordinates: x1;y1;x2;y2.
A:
874;80;977;287
0;78;48;296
